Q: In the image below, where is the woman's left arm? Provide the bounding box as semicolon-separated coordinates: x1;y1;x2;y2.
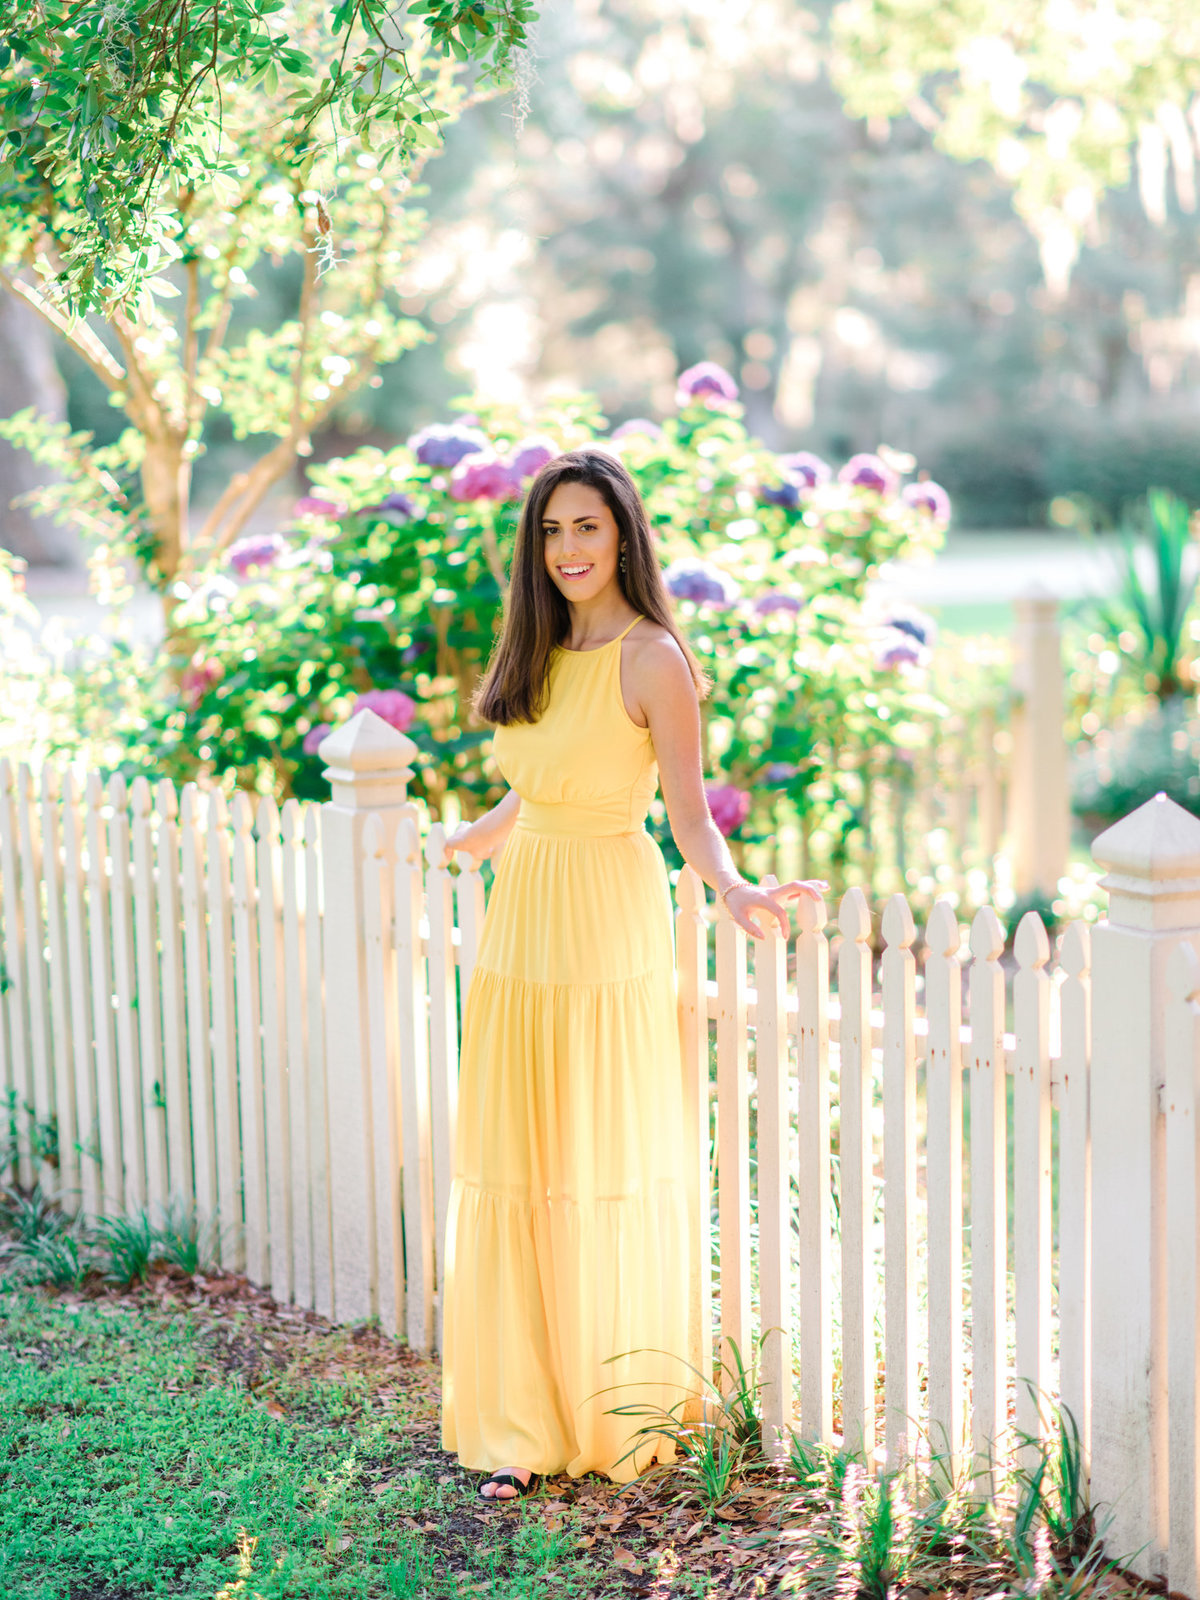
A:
637;636;827;942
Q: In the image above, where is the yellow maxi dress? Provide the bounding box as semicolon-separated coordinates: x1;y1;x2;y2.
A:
440;614;693;1482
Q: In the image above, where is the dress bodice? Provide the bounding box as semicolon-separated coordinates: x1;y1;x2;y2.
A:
491;616;658;836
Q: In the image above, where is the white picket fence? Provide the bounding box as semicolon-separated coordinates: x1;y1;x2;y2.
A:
1;712;1199;1595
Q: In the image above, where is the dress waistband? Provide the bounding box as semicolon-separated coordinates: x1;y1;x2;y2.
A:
515;798;647;838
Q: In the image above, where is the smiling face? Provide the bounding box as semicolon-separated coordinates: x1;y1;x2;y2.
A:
541;480;622;601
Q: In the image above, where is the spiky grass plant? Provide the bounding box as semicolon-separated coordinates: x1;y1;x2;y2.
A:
90;1210;160;1285
603;1338;766;1505
152;1196;222;1275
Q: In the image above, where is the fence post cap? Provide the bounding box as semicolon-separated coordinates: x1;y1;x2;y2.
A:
319;708;418;811
1092;792;1200;931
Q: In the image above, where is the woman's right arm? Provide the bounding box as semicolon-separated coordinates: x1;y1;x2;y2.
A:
442;787;521;864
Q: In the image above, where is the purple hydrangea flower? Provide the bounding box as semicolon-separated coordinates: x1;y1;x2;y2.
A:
449;451;523;504
611;418;663;440
874;631;927;671
752;590;803;616
759;480;802;509
351;688;418;733
780;452;831;488
705;782;752;838
901;479;952;526
409;422;489;469
838;453;900;495
293;496;343;519
510;438;559;479
362;491;417;526
303;723;332;755
228;532;287;576
882;605;937;647
663;558;741;607
676;361;739;407
765;762;798;783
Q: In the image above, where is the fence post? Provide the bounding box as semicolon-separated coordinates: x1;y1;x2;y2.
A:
319;710;420;1325
1089;793;1200;1577
1009;587;1069;899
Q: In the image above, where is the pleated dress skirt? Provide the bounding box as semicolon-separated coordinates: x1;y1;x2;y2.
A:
440;617;694;1481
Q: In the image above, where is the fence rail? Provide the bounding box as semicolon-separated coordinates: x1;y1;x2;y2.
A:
0;717;1196;1595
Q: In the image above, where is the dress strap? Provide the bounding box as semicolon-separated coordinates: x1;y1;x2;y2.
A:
615;615;644;643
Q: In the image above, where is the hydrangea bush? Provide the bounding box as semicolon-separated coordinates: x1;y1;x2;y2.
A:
103;366;951;884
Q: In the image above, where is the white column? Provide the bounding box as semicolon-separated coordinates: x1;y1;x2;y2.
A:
1090;793;1200;1577
319;710;419;1325
1009;587;1069;898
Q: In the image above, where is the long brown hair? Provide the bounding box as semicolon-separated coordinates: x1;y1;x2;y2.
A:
473;448;712;725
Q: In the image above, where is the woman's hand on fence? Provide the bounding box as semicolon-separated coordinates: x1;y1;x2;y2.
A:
724;878;829;941
440;822;494;867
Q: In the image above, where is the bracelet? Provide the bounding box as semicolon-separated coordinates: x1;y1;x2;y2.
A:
719;877;752;912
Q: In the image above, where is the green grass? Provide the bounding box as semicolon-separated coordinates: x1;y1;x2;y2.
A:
0;1288;651;1600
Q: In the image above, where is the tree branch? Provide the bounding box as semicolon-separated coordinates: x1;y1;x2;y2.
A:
0;273;126;389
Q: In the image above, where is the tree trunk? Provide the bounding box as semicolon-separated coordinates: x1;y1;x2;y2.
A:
0;295;79;567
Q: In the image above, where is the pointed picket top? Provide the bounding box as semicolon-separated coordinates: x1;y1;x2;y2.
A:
969;904;1005;963
1014;909;1050;970
881;892;915;950
303;804;319;848
38;762;60;806
1059;920;1091;979
839;885;871;942
362;812;385;860
85;769;103;809
1092;792;1200;932
231;790;254;835
61;766;79;809
1167;937;1200;1004
795;890;826;936
17;759;34;803
281;798;301;848
256;793;281;839
398;814;421;865
320;709;417;812
107;771;127;810
180;782;199;829
674;862;706;916
155;777;178;823
130;775;153;820
0;756;11;795
924;898;960;959
207;786;229;829
425;821;448;871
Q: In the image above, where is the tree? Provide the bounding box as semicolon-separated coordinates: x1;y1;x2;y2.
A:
0;0;532;637
828;0;1200;292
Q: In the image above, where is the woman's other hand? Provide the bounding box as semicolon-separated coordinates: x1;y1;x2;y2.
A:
440;822;496;868
723;878;829;941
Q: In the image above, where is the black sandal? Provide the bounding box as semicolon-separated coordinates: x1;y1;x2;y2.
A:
478;1469;541;1501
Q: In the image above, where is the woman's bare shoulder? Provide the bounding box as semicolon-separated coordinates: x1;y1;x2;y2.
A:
629;617;684;657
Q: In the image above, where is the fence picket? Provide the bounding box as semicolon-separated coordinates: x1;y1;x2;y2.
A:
395;815;434;1355
924;900;965;1482
837;887;875;1459
968;905;1008;1490
882;893;919;1468
674;865;712;1394
0;757;34;1188
60;770;99;1216
207;790;243;1271
304;806;333;1320
40;767;78;1211
1166;940;1200;1600
1058;922;1092;1466
257;796;292;1301
454;851;486;1018
231;793;269;1286
1013;911;1053;1457
714;892;751;1382
281;800;311;1306
131;777;169;1214
181;785;217;1224
86;772;122;1214
155;780;192;1211
754;875;792;1458
425;822;459;1342
795;892;832;1444
108;776;147;1213
17;764;55;1194
363;813;403;1339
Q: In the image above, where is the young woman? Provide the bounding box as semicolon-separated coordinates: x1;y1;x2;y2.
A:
440;447;827;1501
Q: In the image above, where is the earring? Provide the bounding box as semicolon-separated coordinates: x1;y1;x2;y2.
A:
619;545;627;573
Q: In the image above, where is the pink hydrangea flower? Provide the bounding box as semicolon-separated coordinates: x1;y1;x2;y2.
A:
351;688;417;733
676;361;739;408
705;782;751;837
228;532;287;576
837;454;899;495
611;418;663;440
303;723;332;755
181;656;223;711
449;451;522;503
293;496;344;518
901;479;952;525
